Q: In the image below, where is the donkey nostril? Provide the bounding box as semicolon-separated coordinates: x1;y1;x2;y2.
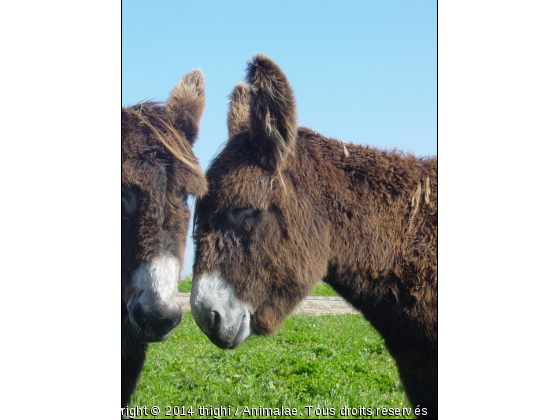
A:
132;303;151;330
207;310;220;330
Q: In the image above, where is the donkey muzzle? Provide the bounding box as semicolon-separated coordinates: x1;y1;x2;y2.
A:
190;272;252;349
129;302;182;342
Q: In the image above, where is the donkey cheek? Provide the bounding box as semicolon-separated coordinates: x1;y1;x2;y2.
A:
253;307;283;336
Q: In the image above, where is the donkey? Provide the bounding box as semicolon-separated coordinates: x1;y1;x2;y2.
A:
121;69;207;407
190;55;437;418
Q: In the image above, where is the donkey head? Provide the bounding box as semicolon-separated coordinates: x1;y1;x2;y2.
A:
191;56;330;349
122;70;207;342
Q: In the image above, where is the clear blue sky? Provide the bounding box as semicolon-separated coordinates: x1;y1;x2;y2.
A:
123;0;437;277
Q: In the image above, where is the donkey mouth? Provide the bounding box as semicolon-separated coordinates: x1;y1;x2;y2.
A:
128;315;173;343
206;314;248;349
131;327;170;343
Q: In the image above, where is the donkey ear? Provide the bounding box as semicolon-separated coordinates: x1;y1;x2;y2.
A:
166;69;206;145
245;54;297;170
227;82;251;139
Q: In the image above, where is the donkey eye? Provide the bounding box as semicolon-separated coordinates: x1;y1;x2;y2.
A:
122;189;139;216
226;207;256;225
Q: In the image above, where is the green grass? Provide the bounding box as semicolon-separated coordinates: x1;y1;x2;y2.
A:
178;277;193;293
179;277;339;297
129;312;412;419
310;283;339;297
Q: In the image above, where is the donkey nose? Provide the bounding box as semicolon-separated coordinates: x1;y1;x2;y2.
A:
132;302;182;338
153;304;183;327
206;310;221;331
194;304;224;335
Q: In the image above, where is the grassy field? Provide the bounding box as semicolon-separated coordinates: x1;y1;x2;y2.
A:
129;312;413;419
178;277;339;297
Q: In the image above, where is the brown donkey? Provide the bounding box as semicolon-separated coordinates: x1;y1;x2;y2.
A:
190;56;437;418
121;70;207;407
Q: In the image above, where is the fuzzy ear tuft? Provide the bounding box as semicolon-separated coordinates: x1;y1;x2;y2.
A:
166;69;206;145
227;82;251;139
245;54;297;170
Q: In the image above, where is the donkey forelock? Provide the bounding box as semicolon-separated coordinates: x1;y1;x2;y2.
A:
128;101;201;175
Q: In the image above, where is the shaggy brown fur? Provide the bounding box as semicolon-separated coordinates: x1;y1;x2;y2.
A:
193;56;437;418
122;70;207;406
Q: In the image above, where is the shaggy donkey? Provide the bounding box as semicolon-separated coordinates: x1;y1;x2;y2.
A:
190;56;437;418
121;70;207;407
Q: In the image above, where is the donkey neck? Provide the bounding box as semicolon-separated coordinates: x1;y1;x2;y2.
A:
296;129;436;322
